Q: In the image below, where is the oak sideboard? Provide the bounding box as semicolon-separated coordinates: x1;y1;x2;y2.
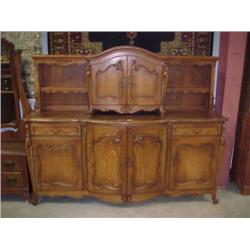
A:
25;46;226;205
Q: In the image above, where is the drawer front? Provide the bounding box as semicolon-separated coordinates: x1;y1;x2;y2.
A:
173;124;221;136
1;173;24;188
1;155;26;172
31;124;81;136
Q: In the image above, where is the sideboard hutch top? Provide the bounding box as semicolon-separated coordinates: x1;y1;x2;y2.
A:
32;46;218;115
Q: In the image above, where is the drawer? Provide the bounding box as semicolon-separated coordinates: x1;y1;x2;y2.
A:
1;172;24;188
31;124;81;136
173;124;221;136
1;155;27;172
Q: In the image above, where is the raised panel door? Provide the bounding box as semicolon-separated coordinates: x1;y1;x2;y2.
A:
90;56;127;111
127;56;163;107
127;126;167;199
87;125;126;195
32;138;83;190
170;136;220;190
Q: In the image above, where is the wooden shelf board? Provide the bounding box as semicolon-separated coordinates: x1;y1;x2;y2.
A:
41;87;88;94
42;104;89;111
1;74;12;78
1;90;14;94
166;87;210;94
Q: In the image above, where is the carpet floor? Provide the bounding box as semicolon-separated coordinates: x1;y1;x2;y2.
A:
1;183;250;218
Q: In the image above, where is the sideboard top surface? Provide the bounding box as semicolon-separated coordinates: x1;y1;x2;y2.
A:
26;111;226;124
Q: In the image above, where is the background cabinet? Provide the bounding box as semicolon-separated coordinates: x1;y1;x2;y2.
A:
1;39;31;200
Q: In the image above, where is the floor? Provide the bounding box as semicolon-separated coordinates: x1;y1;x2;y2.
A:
1;183;250;218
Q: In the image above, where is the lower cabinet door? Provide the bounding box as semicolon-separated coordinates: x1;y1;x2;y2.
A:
87;125;126;196
170;136;220;190
127;126;167;198
32;138;83;190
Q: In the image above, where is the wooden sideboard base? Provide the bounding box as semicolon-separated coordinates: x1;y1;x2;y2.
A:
25;112;225;206
30;190;219;205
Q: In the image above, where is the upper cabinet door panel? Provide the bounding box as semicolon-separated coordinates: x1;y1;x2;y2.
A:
127;126;167;196
87;125;126;195
167;62;212;88
127;56;163;105
90;56;127;106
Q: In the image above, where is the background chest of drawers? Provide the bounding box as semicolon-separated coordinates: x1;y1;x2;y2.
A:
1;142;30;200
1;39;31;201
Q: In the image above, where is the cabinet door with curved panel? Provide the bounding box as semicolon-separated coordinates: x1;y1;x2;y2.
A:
90;56;127;112
127;56;164;111
169;135;220;191
127;126;167;201
87;125;126;201
31;138;83;190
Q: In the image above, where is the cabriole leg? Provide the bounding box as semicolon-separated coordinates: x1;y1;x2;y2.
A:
211;192;219;204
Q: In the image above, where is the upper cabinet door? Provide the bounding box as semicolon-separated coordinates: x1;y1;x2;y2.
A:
127;126;167;200
127;56;163;108
169;135;220;190
90;56;127;112
32;138;83;190
87;125;126;196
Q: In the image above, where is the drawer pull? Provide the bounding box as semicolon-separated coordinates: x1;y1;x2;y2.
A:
113;137;121;144
6;177;17;186
134;136;144;144
193;127;203;134
5;160;16;169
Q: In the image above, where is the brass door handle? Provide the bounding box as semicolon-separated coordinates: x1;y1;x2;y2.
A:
113;137;121;144
134;136;144;144
127;194;132;201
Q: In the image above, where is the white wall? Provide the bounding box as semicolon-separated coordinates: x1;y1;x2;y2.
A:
212;32;220;99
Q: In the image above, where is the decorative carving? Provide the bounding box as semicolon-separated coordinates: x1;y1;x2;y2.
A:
209;96;216;111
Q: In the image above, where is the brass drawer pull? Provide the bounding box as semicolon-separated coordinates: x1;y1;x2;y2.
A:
5;160;16;170
193;127;203;134
113;137;121;144
134;136;144;144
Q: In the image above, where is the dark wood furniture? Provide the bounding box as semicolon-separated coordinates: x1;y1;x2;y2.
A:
232;34;250;195
26;46;225;205
1;38;31;200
